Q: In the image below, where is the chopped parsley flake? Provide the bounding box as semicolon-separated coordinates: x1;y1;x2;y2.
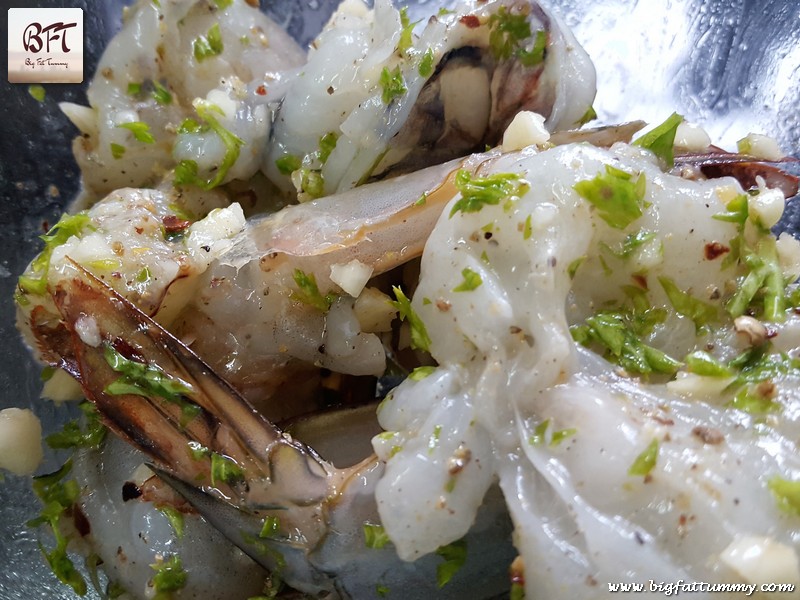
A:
46;401;107;450
727;238;786;322
450;169;529;217
392;286;431;352
104;344;194;404
18;212;93;296
567;256;586;279
768;477;800;516
419;48;435;77
259;515;282;539
377;584;390;597
117;121;155;143
110;142;125;159
578;105;597;126
299;168;325;199
150;554;187;597
28;84;46;102
397;7;419;55
628;438;659;477
684;351;733;377
605;230;656;259
174;100;244;190
428;424;442;454
453;268;482;292
213;0;233;8
518;29;547;67
528;419;549;446
291;269;334;312
152;81;172;105
488;6;532;61
318;131;339;164
127;82;142;96
435;539;467;588
210;452;244;486
363;523;390;549
550;427;577;447
275;154;301;175
380;66;407;104
193;22;224;62
523;214;533;240
658;276;717;332
633;112;684;168
727;386;781;415
177;118;206;135
571;312;680;376
574;165;646;230
157;505;185;539
409;366;436;381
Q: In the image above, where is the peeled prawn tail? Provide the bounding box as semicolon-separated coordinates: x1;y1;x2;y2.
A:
42;261;338;582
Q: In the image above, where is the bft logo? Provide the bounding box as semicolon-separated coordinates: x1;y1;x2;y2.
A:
8;8;84;84
23;21;78;54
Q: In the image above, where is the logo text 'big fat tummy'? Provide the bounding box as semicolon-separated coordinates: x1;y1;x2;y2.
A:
8;8;84;83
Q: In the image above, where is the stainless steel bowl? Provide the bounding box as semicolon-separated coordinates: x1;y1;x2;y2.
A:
1;1;798;598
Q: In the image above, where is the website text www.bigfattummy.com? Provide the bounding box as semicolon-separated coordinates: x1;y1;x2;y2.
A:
607;580;796;596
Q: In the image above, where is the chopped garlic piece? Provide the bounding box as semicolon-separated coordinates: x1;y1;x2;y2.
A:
777;232;800;280
0;408;43;475
666;372;736;399
42;368;84;402
674;121;711;151
330;259;373;298
502;111;550;151
75;314;101;347
749;180;785;229
720;535;800;586
186;203;246;262
353;286;396;333
737;133;785;161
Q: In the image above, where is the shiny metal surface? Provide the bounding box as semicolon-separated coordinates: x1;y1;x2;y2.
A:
0;0;798;598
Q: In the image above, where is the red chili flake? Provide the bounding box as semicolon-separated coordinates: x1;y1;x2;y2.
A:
632;274;648;290
459;15;480;28
704;241;730;260
162;214;190;233
255;84;267;96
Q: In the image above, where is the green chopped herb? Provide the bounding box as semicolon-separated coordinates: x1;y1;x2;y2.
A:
158;505;185;539
713;192;749;226
17;211;93;296
104;344;194;404
732;345;800;385
578;105;597;126
193;22;224;61
363;523;390;549
213;0;233;8
415;192;428;206
377;584;390;597
291;269;333;312
28;84;46;102
259;515;282;539
435;539;467;588
392;286;431;352
605;230;656;259
480;250;490;264
409;366;436;381
768;477;800;515
453;267;482;292
437;7;454;16
136;266;152;283
239;35;250;46
117;121;155;144
428;424;442;454
41;366;56;382
510;581;526;600
518;29;547;67
737;136;753;155
46;402;107;450
418;48;435;77
628;438;659;477
275;154;301;175
727;238;786;322
127;82;142;96
177;118;206;135
150;554;187;597
488;6;531;61
300;168;325;199
152;81;173;105
550;427;577;447
449;169;529;217
567;256;586;279
574;165;646;230
380;66;407;104
528;419;549;446
522;214;533;240
210;452;244;486
571;312;680;376
633;112;684;167
188;441;210;460
110;142;126;159
684;351;733;377
28;461;86;596
658;276;717;332
174;101;244;190
397;7;419;55
318;132;339;164
727;386;780;415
